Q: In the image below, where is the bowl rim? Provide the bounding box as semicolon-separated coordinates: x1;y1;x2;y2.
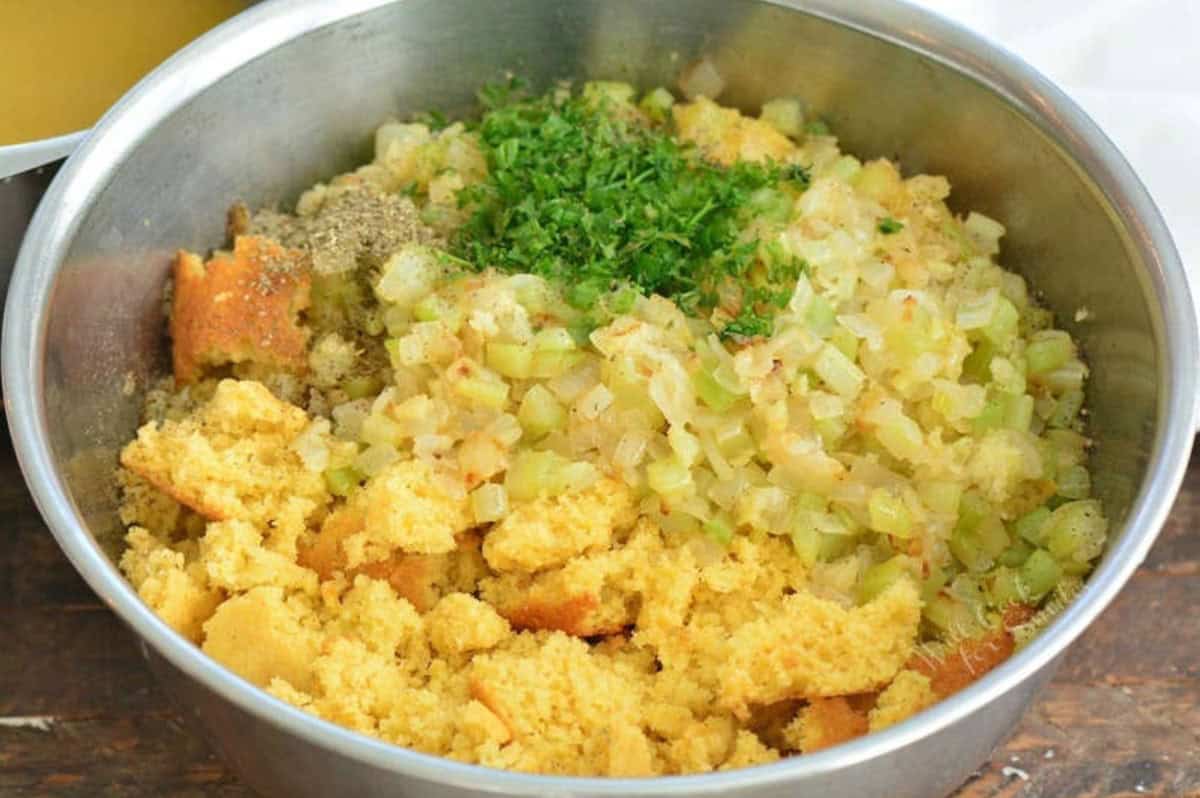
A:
4;0;1197;792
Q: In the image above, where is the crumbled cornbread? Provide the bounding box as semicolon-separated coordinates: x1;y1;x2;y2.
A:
869;670;936;732
171;235;311;384
120;379;329;558
481;478;636;573
116;79;1103;776
719;581;922;717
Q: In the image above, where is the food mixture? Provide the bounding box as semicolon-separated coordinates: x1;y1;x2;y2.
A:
117;80;1107;776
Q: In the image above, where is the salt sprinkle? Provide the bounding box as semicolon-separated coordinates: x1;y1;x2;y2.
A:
1001;766;1030;781
1044;749;1056;759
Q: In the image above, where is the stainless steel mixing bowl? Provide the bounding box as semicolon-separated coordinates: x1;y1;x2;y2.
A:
4;1;1196;796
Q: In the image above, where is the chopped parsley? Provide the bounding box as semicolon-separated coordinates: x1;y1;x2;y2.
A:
878;217;904;234
454;82;810;338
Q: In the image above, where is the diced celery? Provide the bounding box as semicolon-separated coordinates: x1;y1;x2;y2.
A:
1044;500;1106;563
323;466;363;497
1025;330;1073;375
647;456;694;497
454;376;509;410
830;326;859;361
747;187;793;224
359;414;404;447
951;516;1008;573
533;327;577;352
962;340;996;383
815;417;847;449
412;294;447;322
1055;464;1091;499
760;97;805;138
957;491;990;533
517;385;567;439
805;295;836;338
868;488;913;538
1015;506;1052;546
973;394;1005;433
530;349;583;379
1047;389;1085;429
1041;360;1088;394
703;516;735;546
486;342;534;379
818;532;856;562
813;343;865;399
998;538;1035;567
859;556;911;604
987;565;1026;606
789;521;821;567
923;594;976;635
981;296;1019;347
639;86;676;121
693;368;740;412
343;375;383;400
505;450;565;501
1002;392;1034;432
829;155;862;182
919;481;962;516
1019;548;1062;600
668;426;703;468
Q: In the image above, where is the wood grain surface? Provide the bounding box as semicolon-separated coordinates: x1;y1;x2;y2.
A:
2;431;1197;797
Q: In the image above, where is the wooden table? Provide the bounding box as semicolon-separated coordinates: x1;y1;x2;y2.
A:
2;430;1196;797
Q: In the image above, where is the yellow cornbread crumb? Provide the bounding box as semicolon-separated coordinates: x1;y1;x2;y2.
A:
427;593;511;656
467;632;658;776
119;379;329;558
344;459;474;563
868;669;936;732
719;580;922;717
120;527;221;643
481;478;636;573
720;730;781;770
202;586;323;691
200;519;317;596
783;696;870;753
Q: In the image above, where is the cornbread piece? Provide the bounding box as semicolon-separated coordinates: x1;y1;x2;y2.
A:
202;586;322;690
426;593;511;656
354;532;487;613
116;468;183;538
481;519;691;636
119;379;329;557
302;459;473;571
481;546;634;636
719;580;921;717
783;696;870;753
199;519;318;596
171;235;311;384
719;730;781;770
301;505;485;612
120;527;221;642
906;603;1035;698
868;670;936;732
468;633;657;776
673;96;795;166
482;478;636;573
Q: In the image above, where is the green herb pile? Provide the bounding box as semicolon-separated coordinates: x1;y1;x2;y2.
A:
454;82;810;337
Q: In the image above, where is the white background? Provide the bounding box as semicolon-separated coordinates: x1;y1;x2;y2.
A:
912;0;1200;322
